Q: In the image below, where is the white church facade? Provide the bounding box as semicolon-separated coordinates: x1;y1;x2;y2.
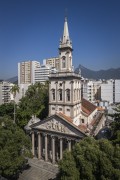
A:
25;17;106;164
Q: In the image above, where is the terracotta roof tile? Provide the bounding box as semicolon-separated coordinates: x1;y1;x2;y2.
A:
82;98;97;115
57;112;73;123
78;124;87;131
97;107;104;111
56;112;88;135
81;106;90;116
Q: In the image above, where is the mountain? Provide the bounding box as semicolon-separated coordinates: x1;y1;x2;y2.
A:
75;65;120;80
7;76;18;84
5;65;120;83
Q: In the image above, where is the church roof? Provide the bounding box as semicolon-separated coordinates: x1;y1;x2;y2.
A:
57;112;87;135
29;112;87;138
81;98;97;115
57;112;73;123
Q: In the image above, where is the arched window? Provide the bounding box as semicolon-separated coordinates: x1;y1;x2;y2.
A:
51;89;55;101
81;119;84;123
66;89;70;101
58;89;62;101
62;56;66;68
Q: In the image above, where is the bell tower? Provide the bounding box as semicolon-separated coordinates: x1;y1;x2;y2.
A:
49;17;81;126
59;17;73;72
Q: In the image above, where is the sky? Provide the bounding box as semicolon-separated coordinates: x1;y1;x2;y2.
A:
0;0;120;79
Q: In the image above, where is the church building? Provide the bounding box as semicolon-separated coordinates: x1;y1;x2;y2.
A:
25;17;105;164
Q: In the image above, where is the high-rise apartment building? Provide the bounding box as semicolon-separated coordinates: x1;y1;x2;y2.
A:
115;80;120;103
35;65;56;83
0;81;14;105
101;80;114;104
82;79;102;102
18;61;40;84
101;79;120;104
44;57;59;70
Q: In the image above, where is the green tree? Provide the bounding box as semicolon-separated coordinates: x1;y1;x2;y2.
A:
16;82;49;128
109;105;120;145
10;84;19;123
0;103;14;119
58;151;79;180
0;116;31;179
58;137;120;180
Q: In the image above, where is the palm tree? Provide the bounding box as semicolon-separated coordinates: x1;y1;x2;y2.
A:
10;84;19;123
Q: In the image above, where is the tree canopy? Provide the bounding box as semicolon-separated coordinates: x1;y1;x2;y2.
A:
0;103;14;119
58;137;120;180
109;105;120;145
0;117;31;179
10;84;19;98
16;82;49;128
0;82;49;128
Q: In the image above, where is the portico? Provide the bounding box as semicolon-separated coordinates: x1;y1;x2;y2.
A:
30;113;86;164
31;132;75;163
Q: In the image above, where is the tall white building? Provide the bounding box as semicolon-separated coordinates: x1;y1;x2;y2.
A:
18;60;40;85
101;79;114;104
101;79;120;104
115;80;120;103
35;64;56;83
17;60;57;102
82;79;102;102
0;81;14;105
44;57;59;70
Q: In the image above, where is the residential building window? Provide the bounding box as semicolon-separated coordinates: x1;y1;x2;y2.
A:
59;108;62;111
66;89;70;101
62;56;66;68
52;107;55;110
52;89;55;101
58;89;62;101
67;109;70;111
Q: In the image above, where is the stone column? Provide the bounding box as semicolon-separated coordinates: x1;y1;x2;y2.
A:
52;136;55;164
68;140;71;151
49;82;51;116
60;138;63;160
71;81;74;118
32;131;35;156
71;81;73;103
63;81;65;104
56;82;58;103
38;132;41;159
45;134;48;161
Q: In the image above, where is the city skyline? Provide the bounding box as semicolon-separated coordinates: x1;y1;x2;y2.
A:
0;0;120;79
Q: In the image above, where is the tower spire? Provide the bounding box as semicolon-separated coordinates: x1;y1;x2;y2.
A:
59;16;72;49
62;16;70;43
59;17;73;72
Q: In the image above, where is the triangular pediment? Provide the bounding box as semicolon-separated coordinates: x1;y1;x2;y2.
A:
31;114;86;138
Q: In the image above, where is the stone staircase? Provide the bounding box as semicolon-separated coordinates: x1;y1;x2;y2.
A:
18;158;59;180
